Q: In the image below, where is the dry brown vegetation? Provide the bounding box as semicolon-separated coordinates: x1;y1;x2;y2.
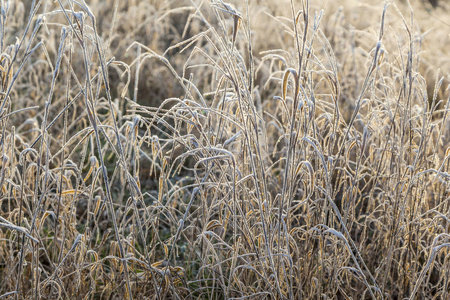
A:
0;0;450;299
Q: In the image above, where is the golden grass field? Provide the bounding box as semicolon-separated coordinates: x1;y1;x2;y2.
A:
0;0;450;298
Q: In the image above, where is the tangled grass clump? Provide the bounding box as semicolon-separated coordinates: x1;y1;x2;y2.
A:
0;0;449;299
